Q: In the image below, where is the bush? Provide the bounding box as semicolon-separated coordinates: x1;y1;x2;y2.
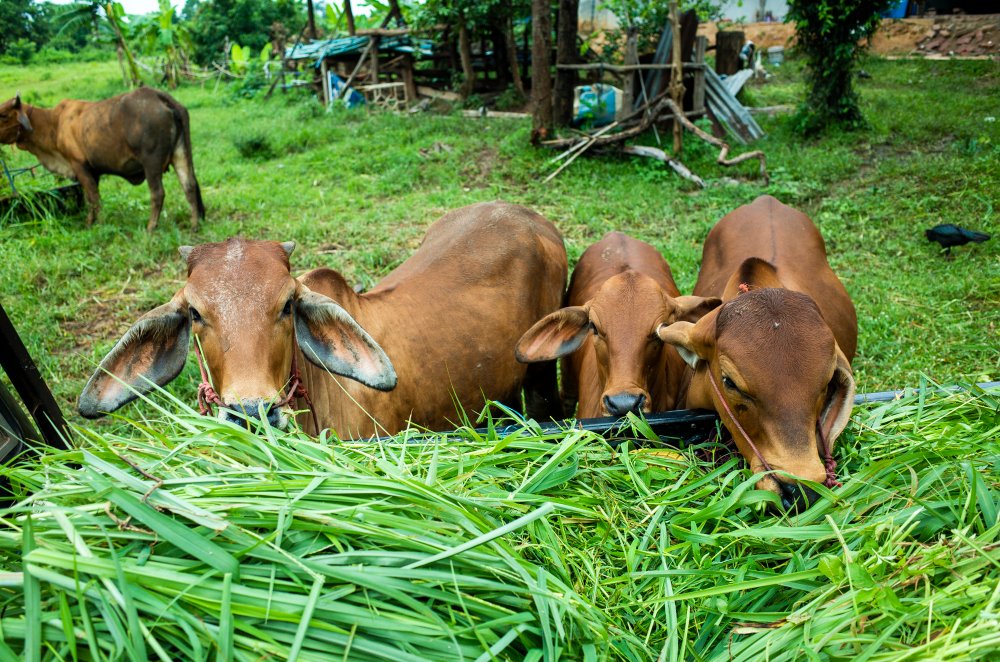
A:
233;132;276;160
8;38;35;65
787;0;894;134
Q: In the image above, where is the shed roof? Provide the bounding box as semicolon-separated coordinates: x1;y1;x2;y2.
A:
286;36;435;67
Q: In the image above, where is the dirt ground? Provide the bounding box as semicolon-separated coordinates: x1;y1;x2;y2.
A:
698;15;1000;57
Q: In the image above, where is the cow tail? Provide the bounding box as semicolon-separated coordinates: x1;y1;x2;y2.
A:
168;97;205;220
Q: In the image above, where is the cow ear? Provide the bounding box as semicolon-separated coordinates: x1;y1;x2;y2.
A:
819;344;856;449
78;297;190;418
656;309;717;369
294;291;396;391
669;296;722;324
14;94;31;132
515;307;590;363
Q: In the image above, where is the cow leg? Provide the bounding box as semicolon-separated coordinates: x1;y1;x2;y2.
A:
145;168;165;232
523;361;564;421
74;167;101;227
172;142;204;231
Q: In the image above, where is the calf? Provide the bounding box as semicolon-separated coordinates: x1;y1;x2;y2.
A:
656;196;858;510
79;202;566;438
516;232;720;418
0;89;204;231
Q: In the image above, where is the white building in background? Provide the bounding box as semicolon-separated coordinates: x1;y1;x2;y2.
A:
717;0;790;22
579;0;621;33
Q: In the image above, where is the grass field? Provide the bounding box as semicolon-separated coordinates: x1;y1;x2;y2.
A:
0;56;998;419
0;55;999;660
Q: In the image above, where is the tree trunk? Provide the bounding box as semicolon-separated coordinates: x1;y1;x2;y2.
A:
457;17;475;99
531;0;553;141
344;0;355;35
716;31;745;75
306;0;317;39
553;0;579;127
505;15;525;98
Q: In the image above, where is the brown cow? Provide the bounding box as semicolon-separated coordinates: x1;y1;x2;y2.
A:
516;232;720;418
78;202;567;438
0;88;204;231
656;195;858;511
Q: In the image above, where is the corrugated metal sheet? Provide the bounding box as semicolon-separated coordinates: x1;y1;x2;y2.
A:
286;36;435;67
703;67;765;144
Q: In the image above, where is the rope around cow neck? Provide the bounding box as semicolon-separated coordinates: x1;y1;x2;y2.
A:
192;335;319;433
706;366;840;489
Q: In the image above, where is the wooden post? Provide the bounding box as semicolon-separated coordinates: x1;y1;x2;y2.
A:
693;36;707;114
531;0;553;141
369;36;380;84
344;0;356;35
401;55;417;102
669;1;684;154
320;58;330;106
622;27;638;112
716;31;744;76
554;0;579;126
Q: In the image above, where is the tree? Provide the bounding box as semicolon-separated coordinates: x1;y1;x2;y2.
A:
183;0;302;66
787;0;893;134
530;0;552;141
410;0;531;101
132;0;195;88
0;0;50;55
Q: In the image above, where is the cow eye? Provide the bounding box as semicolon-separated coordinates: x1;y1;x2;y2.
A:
281;298;294;317
722;376;738;391
189;307;203;324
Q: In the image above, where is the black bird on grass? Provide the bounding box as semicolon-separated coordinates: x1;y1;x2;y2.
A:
925;224;990;255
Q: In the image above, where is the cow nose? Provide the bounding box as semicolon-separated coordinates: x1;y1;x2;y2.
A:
223;400;282;428
777;481;820;512
603;392;647;417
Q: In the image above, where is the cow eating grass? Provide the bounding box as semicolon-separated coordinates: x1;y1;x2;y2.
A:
657;196;858;512
79;202;567;438
516;232;720;418
0;88;204;231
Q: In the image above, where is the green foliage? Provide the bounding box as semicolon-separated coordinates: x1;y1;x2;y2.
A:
182;0;301;66
0;0;50;56
232;131;276;159
0;384;998;659
7;39;36;65
786;0;894;134
131;0;195;88
600;0;725;57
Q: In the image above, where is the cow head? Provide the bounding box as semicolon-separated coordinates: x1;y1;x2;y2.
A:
79;238;396;428
657;288;855;511
516;271;720;417
0;94;33;144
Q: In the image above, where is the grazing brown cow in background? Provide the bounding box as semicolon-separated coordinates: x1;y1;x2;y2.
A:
516;232;720;418
79;202;567;438
657;195;858;511
0;88;204;231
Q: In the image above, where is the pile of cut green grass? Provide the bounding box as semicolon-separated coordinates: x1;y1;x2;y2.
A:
1;384;998;660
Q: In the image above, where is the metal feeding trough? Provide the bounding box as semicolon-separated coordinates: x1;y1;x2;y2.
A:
377;381;1000;445
0;157;83;221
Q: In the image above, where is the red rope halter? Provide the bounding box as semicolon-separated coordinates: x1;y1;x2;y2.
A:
706;367;840;489
192;335;319;432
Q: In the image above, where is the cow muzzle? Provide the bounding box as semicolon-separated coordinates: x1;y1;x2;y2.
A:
221;399;290;430
602;390;648;417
